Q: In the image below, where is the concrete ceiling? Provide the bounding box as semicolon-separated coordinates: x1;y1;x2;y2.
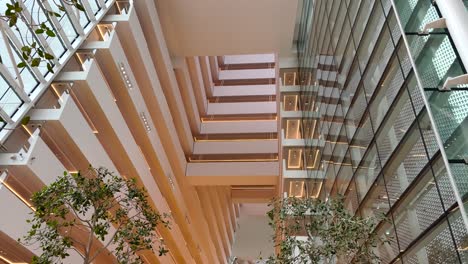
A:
155;0;300;57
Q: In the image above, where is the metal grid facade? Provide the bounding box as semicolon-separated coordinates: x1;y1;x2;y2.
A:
297;0;468;263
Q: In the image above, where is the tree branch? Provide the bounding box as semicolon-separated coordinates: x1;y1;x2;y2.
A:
88;222;123;263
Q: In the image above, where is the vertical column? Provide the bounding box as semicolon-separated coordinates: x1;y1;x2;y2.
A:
436;0;468;66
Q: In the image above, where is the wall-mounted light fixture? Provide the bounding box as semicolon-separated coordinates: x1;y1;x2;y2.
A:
119;63;133;90
140;112;151;132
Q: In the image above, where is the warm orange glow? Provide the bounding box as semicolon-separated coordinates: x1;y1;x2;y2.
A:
306;149;320;169
311;181;323;198
283;95;298;111
21;125;33;137
309;119;317;139
286;120;300;139
0;178;35;211
193;138;276;142
76;53;86;70
289;181;304;198
0;255;28;264
96;24;113;41
287;149;302;169
188;157;278;163
51;84;64;103
200;117;277;123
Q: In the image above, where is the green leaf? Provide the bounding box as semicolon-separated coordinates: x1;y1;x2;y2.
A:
44;53;54;60
35;28;44;34
21;116;30;126
17;62;27;68
31;58;41;67
46;30;56;37
75;4;85;11
48;11;62;18
47;63;54;74
8;16;17;27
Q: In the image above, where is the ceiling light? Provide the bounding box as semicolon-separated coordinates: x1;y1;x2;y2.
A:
119;63;133;90
140;112;151;132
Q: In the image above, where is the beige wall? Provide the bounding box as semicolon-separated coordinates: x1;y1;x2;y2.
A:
231;204;274;261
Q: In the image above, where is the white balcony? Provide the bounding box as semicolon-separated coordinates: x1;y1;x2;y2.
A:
281;110;321;119
218;68;275;80
193;140;278;155
186;162;279;186
208;101;276;115
281;130;325;148
223;54;275;64
201;120;277;134
213;85;276;97
282;160;325;179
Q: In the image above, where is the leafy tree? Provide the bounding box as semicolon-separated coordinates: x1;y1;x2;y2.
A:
266;197;384;264
0;0;85;73
20;167;170;264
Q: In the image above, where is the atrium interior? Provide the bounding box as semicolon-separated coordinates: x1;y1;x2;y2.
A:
0;0;468;263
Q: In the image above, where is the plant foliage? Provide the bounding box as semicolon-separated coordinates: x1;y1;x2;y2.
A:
266;197;384;264
1;0;85;73
20;167;170;264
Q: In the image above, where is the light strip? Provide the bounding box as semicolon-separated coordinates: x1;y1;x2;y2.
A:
310;119;317;139
306;149;320;169
200;117;277;123
0;177;35;211
193;138;277;142
311;181;323;198
50;84;64;103
119;62;134;90
289;181;305;198
287;149;302;169
188;157;278;163
140;112;151;132
286;119;301;139
22;125;33;137
0;254;28;264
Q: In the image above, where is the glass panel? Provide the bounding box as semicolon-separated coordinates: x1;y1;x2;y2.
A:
375;87;416;165
77;0;91;28
332;149;353;195
46;0;79;43
352;0;375;45
395;0;440;33
402;219;461;263
24;0;66;58
376;223;400;263
344;178;359;213
349;112;373;160
355;144;382;201
368;56;405;129
428;91;468;160
392;168;446;252
0;87;23;116
383;131;430;207
356;2;386;72
88;0;101;15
